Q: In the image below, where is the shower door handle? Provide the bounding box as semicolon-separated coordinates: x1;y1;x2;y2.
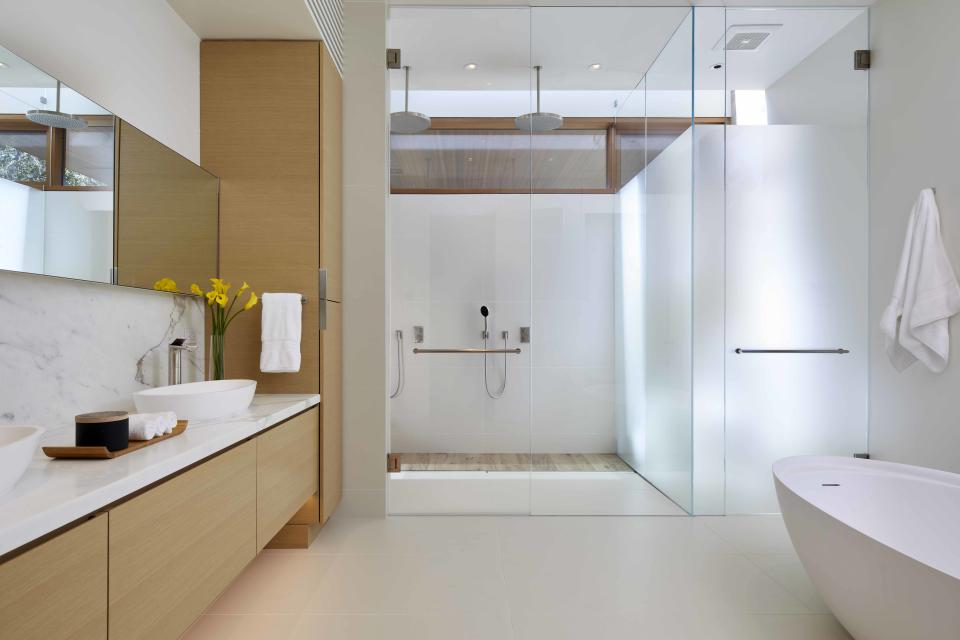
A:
734;348;850;354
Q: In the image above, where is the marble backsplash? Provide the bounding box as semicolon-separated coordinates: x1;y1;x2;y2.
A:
0;271;205;430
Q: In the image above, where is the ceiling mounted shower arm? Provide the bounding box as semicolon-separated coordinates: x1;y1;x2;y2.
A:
534;65;541;112
403;65;410;112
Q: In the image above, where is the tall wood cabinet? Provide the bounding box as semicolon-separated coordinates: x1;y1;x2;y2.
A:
200;41;342;529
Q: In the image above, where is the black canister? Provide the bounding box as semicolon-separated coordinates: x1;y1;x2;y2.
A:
76;411;129;451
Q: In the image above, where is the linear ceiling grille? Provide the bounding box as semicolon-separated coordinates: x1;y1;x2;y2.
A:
305;0;343;75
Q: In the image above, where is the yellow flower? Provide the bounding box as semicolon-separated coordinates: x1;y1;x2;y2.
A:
238;281;249;295
153;278;178;293
190;283;203;297
209;278;231;295
215;293;228;307
243;291;259;311
205;290;218;305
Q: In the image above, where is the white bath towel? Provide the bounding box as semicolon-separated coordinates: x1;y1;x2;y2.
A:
260;293;302;373
880;188;960;372
128;412;177;440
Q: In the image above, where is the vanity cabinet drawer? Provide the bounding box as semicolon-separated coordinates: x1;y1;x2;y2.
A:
109;441;256;640
0;513;107;640
257;407;320;549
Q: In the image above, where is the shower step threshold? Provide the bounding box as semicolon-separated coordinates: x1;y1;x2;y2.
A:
391;452;634;473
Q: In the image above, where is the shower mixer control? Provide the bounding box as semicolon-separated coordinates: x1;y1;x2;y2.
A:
413;325;424;343
520;327;530;343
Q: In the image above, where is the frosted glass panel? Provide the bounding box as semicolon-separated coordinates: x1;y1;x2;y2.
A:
614;11;694;513
724;7;868;514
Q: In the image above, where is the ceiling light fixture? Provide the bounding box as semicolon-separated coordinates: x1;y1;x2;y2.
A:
589;63;602;70
464;63;478;71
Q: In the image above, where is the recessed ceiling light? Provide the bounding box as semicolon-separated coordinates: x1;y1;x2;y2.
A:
589;63;602;70
463;63;478;71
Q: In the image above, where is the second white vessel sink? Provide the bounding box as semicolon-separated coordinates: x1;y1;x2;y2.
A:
133;379;257;422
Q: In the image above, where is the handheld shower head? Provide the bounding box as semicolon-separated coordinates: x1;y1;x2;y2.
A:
480;306;489;317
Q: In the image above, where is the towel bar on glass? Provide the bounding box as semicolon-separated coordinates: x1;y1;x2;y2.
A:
413;347;522;354
734;348;849;354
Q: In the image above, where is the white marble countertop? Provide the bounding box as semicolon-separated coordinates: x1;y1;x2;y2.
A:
0;394;320;558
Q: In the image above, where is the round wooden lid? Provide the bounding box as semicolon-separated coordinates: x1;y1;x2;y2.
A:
75;410;129;424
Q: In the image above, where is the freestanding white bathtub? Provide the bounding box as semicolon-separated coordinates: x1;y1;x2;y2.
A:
774;456;960;640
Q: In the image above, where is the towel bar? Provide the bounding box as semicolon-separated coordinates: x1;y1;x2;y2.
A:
413;348;522;354
734;348;849;354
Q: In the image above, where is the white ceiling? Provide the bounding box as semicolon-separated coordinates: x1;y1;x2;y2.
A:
389;6;865;117
167;0;320;39
389;7;690;92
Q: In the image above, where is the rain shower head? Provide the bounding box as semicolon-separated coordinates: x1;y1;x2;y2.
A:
26;82;88;130
390;65;431;134
515;65;563;133
25;109;87;130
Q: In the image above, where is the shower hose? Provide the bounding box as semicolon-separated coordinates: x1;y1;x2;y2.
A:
483;331;507;400
389;329;404;398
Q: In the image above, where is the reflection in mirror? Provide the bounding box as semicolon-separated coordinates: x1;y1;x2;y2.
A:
0;45;116;283
115;120;218;290
0;44;219;291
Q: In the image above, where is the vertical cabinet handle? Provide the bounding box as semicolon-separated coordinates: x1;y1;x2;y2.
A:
319;268;328;331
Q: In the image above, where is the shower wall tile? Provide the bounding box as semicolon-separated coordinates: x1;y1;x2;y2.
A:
0;270;204;431
391;194;617;454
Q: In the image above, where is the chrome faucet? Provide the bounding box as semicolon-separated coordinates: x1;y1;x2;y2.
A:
168;338;198;385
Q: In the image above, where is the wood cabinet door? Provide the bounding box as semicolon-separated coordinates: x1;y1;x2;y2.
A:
0;514;107;640
108;442;256;640
256;408;320;549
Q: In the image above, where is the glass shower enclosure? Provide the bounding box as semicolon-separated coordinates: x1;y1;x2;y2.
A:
387;5;869;516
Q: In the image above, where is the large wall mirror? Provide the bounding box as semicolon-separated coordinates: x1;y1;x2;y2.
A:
0;45;218;290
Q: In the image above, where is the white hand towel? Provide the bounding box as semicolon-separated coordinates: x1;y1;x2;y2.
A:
880;188;960;372
129;414;156;440
128;412;178;440
260;293;302;373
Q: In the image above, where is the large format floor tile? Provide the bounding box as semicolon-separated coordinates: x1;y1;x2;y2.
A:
183;514;850;640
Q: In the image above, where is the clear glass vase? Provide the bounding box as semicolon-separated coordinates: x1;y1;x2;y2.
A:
210;333;225;381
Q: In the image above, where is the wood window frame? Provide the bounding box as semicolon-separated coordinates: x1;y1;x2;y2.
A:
0;113;115;191
390;116;727;195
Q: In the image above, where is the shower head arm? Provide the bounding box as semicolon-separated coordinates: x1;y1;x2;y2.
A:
403;65;410;112
534;65;541;112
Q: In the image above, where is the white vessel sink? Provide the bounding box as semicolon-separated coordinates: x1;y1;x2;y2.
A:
0;426;43;496
133;379;257;422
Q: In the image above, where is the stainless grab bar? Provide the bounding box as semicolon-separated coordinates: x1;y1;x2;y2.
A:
413;348;522;354
734;348;849;354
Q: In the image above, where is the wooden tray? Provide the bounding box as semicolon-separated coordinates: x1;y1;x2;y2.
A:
43;421;189;460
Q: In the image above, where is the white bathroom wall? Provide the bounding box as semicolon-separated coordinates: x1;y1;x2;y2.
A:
0;0;207;431
766;10;868;126
0;0;200;161
868;0;960;473
390;193;617;455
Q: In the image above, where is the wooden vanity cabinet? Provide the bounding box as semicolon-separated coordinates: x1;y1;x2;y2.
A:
257;408;320;550
0;513;107;640
108;441;257;640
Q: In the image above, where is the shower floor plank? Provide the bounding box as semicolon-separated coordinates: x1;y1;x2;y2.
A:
395;453;633;472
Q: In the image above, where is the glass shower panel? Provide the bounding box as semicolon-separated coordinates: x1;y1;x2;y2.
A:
527;6;693;515
610;9;696;514
387;6;533;514
724;8;869;513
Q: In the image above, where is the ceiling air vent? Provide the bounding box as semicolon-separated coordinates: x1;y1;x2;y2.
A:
714;24;782;52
